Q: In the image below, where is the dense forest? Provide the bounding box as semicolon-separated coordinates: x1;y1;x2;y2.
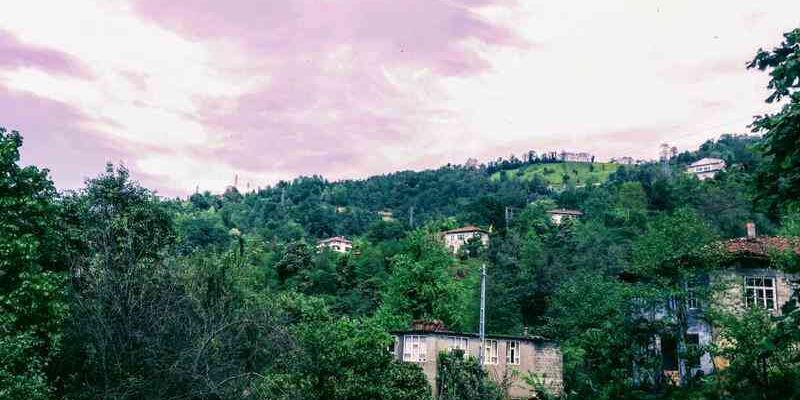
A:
2;28;800;400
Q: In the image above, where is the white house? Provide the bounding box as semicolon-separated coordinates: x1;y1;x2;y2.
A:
611;156;636;165
686;158;726;180
441;225;489;254
547;209;583;225
377;210;395;222
317;236;352;253
560;151;594;163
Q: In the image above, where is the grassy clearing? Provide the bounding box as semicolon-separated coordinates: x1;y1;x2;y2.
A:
490;162;620;186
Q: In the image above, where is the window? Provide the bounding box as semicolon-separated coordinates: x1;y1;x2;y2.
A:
448;336;469;355
483;340;499;365
403;335;427;363
745;276;777;310
686;289;699;310
506;341;521;365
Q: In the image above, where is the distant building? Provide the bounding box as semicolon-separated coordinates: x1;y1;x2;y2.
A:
560;151;594;163
611;156;636;165
686;158;726;180
393;320;563;399
547;209;583;225
377;210;395;222
335;206;348;214
317;236;352;253
442;225;489;254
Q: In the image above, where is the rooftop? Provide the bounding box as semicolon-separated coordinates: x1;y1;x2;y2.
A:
392;320;552;343
442;225;488;235
721;236;800;258
547;208;583;216
689;157;725;167
318;236;352;244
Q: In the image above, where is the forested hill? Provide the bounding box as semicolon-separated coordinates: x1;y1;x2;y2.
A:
184;133;767;243
5;28;800;400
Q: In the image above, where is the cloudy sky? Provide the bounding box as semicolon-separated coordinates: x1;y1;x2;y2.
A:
2;1;798;196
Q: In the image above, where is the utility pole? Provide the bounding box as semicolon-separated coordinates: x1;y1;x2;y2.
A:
504;206;515;229
478;264;487;365
409;206;415;227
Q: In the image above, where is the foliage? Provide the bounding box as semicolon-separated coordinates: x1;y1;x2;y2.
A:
436;351;503;400
378;227;476;331
0;128;66;400
749;28;800;213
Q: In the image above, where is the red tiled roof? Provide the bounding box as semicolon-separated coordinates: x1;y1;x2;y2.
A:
442;225;487;235
409;319;448;332
317;236;352;245
722;236;800;257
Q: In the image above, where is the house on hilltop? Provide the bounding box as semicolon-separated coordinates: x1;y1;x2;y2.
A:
317;236;352;253
686;158;726;180
547;209;583;225
392;320;563;399
559;151;594;163
442;225;489;254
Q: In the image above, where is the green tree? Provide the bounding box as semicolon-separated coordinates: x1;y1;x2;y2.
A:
436;351;503;400
749;28;800;213
287;316;431;400
0;128;66;400
378;228;471;331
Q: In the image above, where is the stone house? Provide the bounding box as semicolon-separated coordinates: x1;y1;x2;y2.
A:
641;223;800;381
546;209;583;225
686;158;726;180
316;236;352;253
392;321;563;399
441;225;489;254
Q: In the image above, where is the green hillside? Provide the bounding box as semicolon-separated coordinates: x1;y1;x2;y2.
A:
490;162;620;186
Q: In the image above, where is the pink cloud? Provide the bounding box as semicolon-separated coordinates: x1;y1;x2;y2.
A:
128;0;525;182
133;0;521;76
1;86;149;192
0;30;88;77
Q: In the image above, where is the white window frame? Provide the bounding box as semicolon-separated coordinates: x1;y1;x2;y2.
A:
744;276;777;310
403;335;427;363
484;340;499;365
506;340;521;365
448;336;469;355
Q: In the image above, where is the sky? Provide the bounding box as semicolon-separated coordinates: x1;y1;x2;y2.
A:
2;1;798;197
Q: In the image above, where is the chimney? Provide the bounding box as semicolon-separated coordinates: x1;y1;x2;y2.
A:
746;222;757;239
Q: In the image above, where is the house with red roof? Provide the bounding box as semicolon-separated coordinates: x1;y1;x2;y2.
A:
639;222;800;382
317;236;353;253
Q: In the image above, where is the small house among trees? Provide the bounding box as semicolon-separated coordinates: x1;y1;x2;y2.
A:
546;209;583;225
686;158;726;180
637;223;800;385
317;236;353;253
441;225;489;254
392;320;563;399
